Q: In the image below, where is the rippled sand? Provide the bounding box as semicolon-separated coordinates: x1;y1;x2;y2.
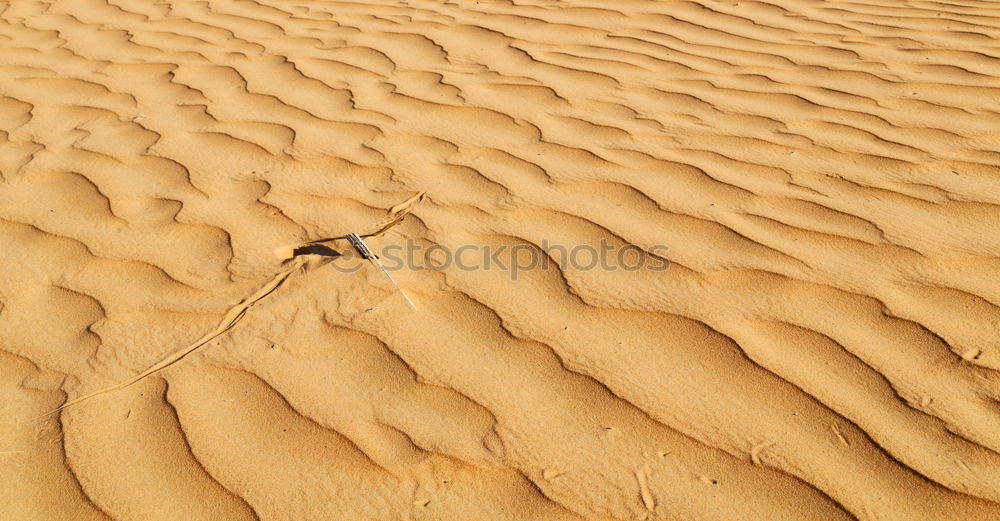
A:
2;1;1000;520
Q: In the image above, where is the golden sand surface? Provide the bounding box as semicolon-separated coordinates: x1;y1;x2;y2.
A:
2;1;1000;520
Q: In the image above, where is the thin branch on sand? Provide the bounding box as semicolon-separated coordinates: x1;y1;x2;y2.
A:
26;192;425;422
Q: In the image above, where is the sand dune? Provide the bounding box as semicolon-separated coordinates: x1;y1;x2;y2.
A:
2;0;1000;520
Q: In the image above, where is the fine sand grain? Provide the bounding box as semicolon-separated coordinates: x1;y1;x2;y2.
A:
2;1;1000;520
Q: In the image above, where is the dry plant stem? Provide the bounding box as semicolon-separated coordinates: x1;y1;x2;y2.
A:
370;257;417;310
347;231;417;310
27;264;302;423
27;193;426;422
300;214;406;248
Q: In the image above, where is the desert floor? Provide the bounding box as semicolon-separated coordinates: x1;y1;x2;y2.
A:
2;1;1000;520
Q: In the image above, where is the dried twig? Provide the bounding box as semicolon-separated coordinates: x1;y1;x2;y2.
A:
25;192;426;422
347;232;416;310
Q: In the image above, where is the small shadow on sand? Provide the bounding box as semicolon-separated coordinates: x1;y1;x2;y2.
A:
280;243;344;267
292;243;342;258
